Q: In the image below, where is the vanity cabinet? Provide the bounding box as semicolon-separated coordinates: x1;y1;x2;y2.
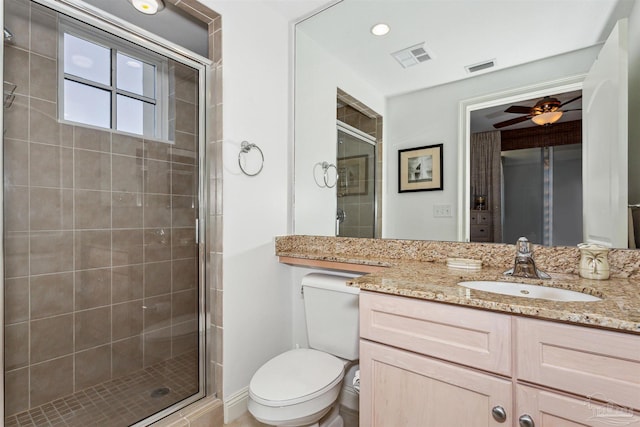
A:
359;291;640;427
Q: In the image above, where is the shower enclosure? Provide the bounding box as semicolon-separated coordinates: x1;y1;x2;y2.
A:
2;0;208;425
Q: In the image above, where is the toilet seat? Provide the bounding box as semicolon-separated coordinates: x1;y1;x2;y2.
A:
249;348;345;407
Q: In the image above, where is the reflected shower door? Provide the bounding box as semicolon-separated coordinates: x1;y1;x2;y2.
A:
336;124;376;238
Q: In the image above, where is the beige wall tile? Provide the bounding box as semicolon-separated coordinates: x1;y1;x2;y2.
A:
112;301;144;341
172;258;196;291
75;307;111;351
5;277;29;324
171;319;197;356
5;186;29;232
172;227;196;260
4;46;29;95
30;143;73;188
171;163;197;196
112;335;143;378
144;194;171;227
4;0;30;51
5;322;29;370
74;190;111;229
4;139;29;186
144;159;171;194
75;345;111;390
30;314;73;363
75;150;111;191
29;53;57;102
30;231;74;275
74;229;111;270
112;133;144;157
29;98;59;145
29;6;58;59
30;356;74;407
144;228;172;262
143;294;171;332
112;192;144;229
112;229;144;266
75;268;112;310
5;232;29;278
5;94;29;141
112;264;144;303
175;99;197;134
144;261;172;297
112;154;144;193
144;139;172;162
30;272;74;319
172;195;197;227
74;126;111;152
29;188;73;231
143;327;171;366
172;289;196;322
5;367;29;415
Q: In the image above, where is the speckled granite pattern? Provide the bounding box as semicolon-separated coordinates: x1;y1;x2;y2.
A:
276;236;640;334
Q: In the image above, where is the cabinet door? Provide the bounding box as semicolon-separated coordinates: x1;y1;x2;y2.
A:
517;384;640;426
360;340;512;427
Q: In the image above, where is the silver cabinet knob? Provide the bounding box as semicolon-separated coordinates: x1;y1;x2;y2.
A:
519;414;535;427
491;406;507;422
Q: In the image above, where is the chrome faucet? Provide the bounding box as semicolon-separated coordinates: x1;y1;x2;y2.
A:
504;237;550;279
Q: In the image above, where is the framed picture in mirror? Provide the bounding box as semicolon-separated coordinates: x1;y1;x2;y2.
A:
337;155;368;196
398;144;443;192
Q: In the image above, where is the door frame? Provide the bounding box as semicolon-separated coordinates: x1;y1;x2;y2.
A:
457;75;586;242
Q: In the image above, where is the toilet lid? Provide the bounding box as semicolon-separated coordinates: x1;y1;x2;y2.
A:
249;348;345;406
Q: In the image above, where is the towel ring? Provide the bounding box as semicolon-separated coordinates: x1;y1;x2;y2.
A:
238;141;264;177
313;161;338;188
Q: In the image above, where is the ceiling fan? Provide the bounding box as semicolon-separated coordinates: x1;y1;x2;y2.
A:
492;95;582;129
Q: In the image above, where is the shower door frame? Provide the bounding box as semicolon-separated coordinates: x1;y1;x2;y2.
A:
0;1;212;424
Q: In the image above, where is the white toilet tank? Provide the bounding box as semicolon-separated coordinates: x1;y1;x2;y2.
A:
302;273;360;361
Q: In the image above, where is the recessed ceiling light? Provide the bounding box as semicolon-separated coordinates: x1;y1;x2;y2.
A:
128;0;165;15
370;23;390;36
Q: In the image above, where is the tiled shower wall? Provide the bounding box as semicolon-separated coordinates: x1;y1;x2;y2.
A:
3;0;200;416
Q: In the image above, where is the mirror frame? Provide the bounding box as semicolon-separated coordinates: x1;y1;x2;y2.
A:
458;75;586;242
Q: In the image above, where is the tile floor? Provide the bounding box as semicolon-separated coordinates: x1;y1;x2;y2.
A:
4;352;198;427
225;405;359;427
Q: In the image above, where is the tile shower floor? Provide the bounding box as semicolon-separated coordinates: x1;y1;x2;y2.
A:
5;352;199;427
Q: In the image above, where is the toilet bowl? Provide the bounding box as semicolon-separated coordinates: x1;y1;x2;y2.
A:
247;273;360;427
248;348;345;427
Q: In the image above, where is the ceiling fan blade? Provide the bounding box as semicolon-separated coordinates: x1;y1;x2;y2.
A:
493;115;531;129
504;105;532;114
562;108;582;112
560;95;582;107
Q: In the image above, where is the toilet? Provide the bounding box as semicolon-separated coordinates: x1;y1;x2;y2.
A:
248;273;360;427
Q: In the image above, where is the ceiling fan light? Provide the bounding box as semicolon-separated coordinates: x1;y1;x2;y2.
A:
532;111;563;126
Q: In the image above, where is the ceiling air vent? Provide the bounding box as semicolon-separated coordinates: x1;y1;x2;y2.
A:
465;59;496;74
391;43;432;68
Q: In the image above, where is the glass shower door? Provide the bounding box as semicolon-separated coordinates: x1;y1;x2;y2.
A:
2;0;205;425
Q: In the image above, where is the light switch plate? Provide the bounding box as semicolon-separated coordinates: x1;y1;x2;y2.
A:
433;204;452;217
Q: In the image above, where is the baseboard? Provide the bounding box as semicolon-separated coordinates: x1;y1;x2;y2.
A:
224;386;249;424
339;385;359;412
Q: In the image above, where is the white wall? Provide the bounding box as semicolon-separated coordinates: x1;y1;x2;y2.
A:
385;46;600;241
200;0;293;411
294;30;385;236
628;1;640;204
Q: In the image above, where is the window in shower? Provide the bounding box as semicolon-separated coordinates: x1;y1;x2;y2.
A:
59;20;169;139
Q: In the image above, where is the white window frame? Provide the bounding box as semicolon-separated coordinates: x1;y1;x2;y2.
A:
58;18;170;141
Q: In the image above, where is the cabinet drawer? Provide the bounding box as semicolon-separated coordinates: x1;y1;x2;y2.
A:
471;224;491;238
477;212;491;224
360;292;512;375
516;318;640;411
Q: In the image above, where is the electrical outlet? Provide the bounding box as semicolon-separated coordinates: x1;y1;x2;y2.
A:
433;204;452;218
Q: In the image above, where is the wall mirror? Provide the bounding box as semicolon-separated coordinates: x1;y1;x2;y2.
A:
294;0;639;248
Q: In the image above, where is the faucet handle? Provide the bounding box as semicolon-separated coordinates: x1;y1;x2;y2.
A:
515;237;532;255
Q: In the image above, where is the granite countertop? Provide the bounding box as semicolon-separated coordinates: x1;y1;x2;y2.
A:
276;238;640;334
349;260;640;334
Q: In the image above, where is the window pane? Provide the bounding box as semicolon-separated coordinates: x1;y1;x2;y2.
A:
64;80;111;128
64;33;111;85
117;53;156;98
117;95;155;136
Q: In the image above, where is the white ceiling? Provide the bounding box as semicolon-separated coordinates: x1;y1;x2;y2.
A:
296;0;634;98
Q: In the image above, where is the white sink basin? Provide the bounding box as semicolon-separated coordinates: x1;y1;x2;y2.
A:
458;281;601;302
